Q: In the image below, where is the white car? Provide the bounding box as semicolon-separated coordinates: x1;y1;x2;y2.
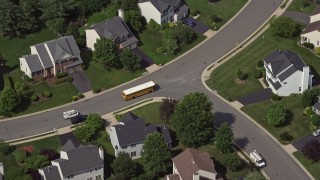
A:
63;110;79;119
312;129;320;137
250;150;266;168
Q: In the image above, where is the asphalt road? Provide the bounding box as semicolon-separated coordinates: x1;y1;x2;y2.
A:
0;0;311;179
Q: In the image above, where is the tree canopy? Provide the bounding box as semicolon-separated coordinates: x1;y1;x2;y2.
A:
125;10;143;32
270;16;301;39
111;152;137;179
302;139;320;162
119;48;141;72
215;122;234;153
266;103;287;127
172;92;214;147
94;38;121;68
301;87;320;107
160;97;178;121
0;87;21;112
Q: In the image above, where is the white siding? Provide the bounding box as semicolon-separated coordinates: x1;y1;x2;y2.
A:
138;2;162;25
62;167;103;180
277;71;302;96
85;29;101;51
310;14;320;23
19;57;32;78
195;170;216;180
301;31;320;47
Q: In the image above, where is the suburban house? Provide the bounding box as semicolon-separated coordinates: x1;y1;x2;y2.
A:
264;50;313;96
0;162;3;180
301;7;320;47
312;95;320;115
166;148;218;180
138;0;189;25
109;112;172;159
86;9;138;51
38;138;104;180
19;36;83;78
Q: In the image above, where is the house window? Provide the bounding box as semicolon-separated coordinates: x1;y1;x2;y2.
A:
318;41;319;46
131;144;136;147
87;178;92;180
299;87;301;91
96;175;102;180
131;151;136;157
67;175;74;179
115;145;118;150
283;82;287;84
122;146;127;149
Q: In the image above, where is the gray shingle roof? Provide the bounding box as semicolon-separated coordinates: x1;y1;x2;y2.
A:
278;66;296;81
302;20;320;34
268;78;282;90
114;112;172;146
21;54;43;72
39;165;61;180
52;145;103;177
33;44;53;68
44;36;80;62
139;0;181;13
311;6;320;16
60;133;81;152
313;102;320;111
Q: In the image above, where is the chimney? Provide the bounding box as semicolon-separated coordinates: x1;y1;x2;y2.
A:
99;147;104;160
118;9;124;19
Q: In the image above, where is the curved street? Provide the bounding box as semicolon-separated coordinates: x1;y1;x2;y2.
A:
0;0;311;179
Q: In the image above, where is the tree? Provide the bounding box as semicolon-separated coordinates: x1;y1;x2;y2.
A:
142;133;171;176
215;122;234;153
46;18;66;35
172;92;214;147
119;48;141;71
246;171;266;180
125;10;143;32
14;82;29;96
39;148;59;161
94;38;121;68
172;25;195;44
26;155;50;169
221;153;244;171
14;149;28;163
86;113;105;132
5;167;32;180
74;125;94;142
39;0;76;21
111;152;137;178
76;0;108;17
147;19;160;32
0;87;21;112
311;114;320;127
301;139;320;162
160;97;178;121
270;17;301;39
266;103;287;127
66;22;80;38
162;35;179;55
0;139;11;155
301;87;320;107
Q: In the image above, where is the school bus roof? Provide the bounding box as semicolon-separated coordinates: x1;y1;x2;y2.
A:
122;81;155;95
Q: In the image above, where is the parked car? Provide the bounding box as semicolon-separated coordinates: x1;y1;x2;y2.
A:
63;110;79;119
70;115;87;124
312;129;320;137
182;18;196;27
249;150;266;168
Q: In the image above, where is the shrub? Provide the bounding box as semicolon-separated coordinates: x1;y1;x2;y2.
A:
303;42;314;49
222;153;244;171
72;96;78;101
56;72;67;79
93;88;101;93
23;75;32;82
54;78;66;85
310;114;320;127
66;77;73;82
304;107;314;117
15;149;28;163
26;155;50;169
271;93;281;101
315;47;320;54
39;148;59;161
252;69;262;79
257;60;264;68
160;97;178;120
210;14;222;23
279;131;293;143
42;91;52;98
30;95;39;102
0;140;11;155
147;19;160;32
156;47;166;54
81;64;88;70
301;87;320;107
266;103;287;127
78;93;85;99
301;139;320;162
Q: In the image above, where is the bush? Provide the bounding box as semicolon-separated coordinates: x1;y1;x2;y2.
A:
39;148;59;161
93;88;101;93
302;139;320;162
190;9;199;16
72;96;78;101
42;91;52;98
310;114;320;127
156;47;166;54
0;140;11;155
222;153;244;171
15;149;28;163
78;93;85;99
66;77;73;82
147;19;160;32
301;87;320;107
266;103;287;127
257;60;264;68
30;95;39;102
304;107;314;117
252;69;262;79
210;14;222;23
303;42;314;49
23;75;32;82
315;47;320;54
54;78;66;85
271;93;281;101
279;131;293;143
56;72;67;79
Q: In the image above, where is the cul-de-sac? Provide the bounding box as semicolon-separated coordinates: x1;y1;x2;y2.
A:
1;0;320;179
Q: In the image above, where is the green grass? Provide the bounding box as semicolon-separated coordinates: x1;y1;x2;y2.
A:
185;0;248;30
0;28;58;68
138;29;206;65
206;28;320;101
241;95;310;141
293;151;320;179
287;0;318;14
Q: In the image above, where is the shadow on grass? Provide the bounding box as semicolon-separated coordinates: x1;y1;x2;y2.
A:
80;50;93;69
104;151;115;177
212;158;227;179
14;96;32;114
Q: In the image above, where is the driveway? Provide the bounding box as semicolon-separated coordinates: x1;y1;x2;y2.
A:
282;10;309;24
69;71;92;93
185;17;210;34
132;48;154;68
292;134;320;151
238;88;273;105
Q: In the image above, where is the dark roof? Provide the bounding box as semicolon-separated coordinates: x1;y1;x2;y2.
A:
21;54;43;72
45;36;80;62
174;3;189;14
166;174;180;180
114;112;172;146
268;78;282;90
264;50;306;80
301;20;320;34
278;66;297;81
39;165;61;180
120;36;138;48
139;0;182;13
172;148;216;180
52;145;103;177
60;132;81;152
311;6;320;16
313;102;320;111
33;44;53;68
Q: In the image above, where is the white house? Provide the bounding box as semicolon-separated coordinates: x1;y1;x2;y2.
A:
301;7;320;47
109;112;172;159
19;36;83;78
138;0;189;25
166;148;218;180
264;50;313;96
312;95;320;115
86;10;138;51
0;162;3;180
38;138;104;180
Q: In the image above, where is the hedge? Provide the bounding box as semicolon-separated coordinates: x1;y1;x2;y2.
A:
304;42;314;49
93;88;101;93
54;78;66;85
56;72;67;79
14;149;28;163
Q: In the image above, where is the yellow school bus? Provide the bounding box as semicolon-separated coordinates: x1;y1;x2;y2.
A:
122;81;156;100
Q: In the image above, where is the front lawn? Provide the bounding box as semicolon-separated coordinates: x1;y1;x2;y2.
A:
241;95;310;141
138;29;206;65
185;0;248;30
287;0;318;14
293;151;320;179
